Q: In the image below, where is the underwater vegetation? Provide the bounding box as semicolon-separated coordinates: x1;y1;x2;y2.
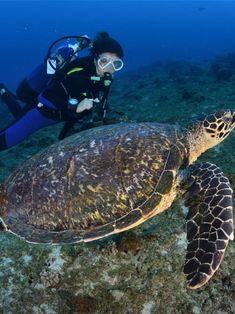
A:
0;53;235;313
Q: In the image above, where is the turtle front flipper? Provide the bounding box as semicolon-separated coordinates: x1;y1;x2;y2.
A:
182;162;233;289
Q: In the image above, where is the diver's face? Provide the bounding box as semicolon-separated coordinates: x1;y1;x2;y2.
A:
95;52;124;77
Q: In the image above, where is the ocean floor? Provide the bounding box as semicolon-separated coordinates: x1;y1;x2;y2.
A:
0;53;235;313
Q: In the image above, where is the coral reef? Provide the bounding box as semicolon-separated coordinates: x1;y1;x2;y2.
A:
0;53;235;313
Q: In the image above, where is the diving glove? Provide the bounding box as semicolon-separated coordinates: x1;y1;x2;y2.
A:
76;98;99;113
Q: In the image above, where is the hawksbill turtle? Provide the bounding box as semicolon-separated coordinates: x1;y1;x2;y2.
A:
0;110;234;289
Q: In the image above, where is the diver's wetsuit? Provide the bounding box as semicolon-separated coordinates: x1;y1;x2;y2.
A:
0;56;111;152
0;45;76;116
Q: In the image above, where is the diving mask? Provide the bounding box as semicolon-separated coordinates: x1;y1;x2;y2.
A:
97;56;124;72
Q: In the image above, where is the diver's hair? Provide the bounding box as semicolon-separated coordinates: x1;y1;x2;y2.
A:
90;31;124;58
94;31;110;41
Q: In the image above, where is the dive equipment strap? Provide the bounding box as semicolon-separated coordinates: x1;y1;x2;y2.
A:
37;103;64;121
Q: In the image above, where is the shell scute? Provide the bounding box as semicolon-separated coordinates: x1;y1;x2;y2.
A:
2;123;185;243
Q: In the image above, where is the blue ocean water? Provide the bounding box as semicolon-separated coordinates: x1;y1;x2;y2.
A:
1;2;235;312
1;1;235;90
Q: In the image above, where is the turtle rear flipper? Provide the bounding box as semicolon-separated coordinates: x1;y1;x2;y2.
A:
183;162;233;289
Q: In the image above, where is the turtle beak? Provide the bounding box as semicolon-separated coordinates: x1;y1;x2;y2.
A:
232;111;235;124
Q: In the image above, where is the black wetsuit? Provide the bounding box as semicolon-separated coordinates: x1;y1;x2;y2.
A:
0;56;111;152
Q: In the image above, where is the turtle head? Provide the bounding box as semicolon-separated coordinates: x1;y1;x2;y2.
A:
187;110;235;164
201;110;235;141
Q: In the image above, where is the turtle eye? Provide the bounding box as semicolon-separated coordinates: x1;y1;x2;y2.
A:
222;116;232;125
221;110;233;124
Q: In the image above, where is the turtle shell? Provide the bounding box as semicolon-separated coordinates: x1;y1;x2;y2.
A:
1;122;187;244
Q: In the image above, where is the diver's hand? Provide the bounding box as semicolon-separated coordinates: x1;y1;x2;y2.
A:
76;98;94;113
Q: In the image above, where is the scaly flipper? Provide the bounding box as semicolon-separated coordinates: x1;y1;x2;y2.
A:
182;162;233;289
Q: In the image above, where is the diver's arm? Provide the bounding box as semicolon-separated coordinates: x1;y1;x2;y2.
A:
37;81;94;122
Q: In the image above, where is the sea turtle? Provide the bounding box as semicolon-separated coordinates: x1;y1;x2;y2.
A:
0;110;234;289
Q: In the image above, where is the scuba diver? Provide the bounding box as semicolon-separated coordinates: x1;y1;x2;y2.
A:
0;35;91;119
0;31;124;152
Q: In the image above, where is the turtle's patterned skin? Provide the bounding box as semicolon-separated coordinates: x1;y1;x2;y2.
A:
0;110;235;289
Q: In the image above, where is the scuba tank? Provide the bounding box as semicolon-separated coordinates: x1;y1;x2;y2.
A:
26;35;92;94
46;35;92;74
